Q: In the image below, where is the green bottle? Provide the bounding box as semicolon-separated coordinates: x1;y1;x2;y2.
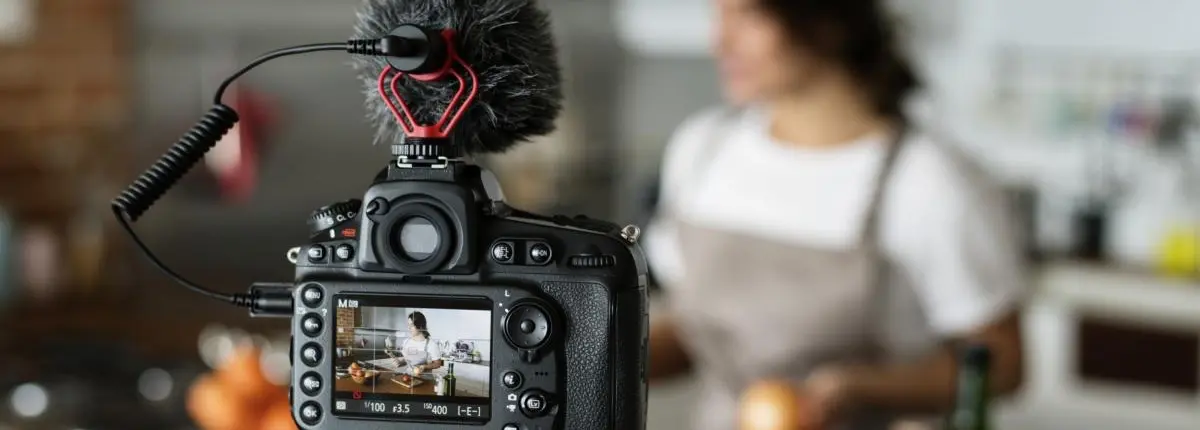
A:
947;344;992;430
443;363;457;397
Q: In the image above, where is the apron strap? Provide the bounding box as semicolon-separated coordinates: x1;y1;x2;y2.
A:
860;121;912;363
858;122;910;247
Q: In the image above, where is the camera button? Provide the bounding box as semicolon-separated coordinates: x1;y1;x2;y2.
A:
501;370;523;389
334;244;355;261
503;304;551;350
300;373;323;396
300;343;322;367
307;245;326;262
528;243;552;265
300;402;322;425
301;314;323;337
519;390;550;417
491;242;515;263
301;286;323;307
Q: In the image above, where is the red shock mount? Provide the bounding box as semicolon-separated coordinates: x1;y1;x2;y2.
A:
376;29;480;141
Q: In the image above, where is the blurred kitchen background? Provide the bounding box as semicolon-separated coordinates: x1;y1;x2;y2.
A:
0;0;1198;429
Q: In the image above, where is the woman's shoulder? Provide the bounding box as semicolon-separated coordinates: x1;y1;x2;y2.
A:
885;127;1009;235
893;127;997;196
664;106;737;156
659;106;741;188
676;106;738;137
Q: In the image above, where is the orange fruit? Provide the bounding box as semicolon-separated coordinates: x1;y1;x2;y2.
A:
259;401;299;430
216;347;276;406
188;374;253;430
739;380;815;430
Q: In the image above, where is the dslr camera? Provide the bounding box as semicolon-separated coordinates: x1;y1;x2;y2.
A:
276;142;649;430
110;7;648;429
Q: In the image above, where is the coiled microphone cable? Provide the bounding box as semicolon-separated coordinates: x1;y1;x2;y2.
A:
112;36;424;309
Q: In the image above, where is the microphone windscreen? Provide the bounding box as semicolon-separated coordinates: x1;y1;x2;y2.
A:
352;0;564;154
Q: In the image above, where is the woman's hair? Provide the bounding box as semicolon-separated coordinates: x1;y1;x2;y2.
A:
408;311;431;339
758;0;920;118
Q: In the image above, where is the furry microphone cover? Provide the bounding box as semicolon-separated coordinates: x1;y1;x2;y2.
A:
352;0;564;154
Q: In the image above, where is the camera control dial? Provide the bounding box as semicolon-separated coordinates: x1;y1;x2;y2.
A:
503;302;554;363
307;199;362;234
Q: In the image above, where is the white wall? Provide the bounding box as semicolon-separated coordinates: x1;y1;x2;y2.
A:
361;306;409;331
408;308;493;359
412;309;492;341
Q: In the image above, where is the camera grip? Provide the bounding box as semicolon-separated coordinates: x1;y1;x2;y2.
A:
540;281;647;430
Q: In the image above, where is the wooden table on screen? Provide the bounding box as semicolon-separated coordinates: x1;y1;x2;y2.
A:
335;373;438;396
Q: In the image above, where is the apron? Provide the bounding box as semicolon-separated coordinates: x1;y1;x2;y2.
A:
666;111;931;430
401;337;432;371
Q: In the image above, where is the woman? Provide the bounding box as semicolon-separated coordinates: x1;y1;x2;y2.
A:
645;0;1026;429
387;311;444;377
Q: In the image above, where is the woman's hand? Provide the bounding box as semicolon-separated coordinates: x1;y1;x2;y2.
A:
412;365;425;377
800;366;856;428
648;314;693;383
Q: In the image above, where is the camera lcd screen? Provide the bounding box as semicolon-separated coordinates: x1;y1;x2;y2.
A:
332;295;492;422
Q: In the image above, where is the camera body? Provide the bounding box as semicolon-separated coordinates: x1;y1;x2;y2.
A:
286;160;649;430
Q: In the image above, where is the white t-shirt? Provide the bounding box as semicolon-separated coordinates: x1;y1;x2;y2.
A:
396;335;442;365
645;107;1028;336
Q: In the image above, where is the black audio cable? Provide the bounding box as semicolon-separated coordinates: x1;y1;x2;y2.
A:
111;36;423;311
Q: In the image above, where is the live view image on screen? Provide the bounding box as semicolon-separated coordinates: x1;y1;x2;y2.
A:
331;295;492;420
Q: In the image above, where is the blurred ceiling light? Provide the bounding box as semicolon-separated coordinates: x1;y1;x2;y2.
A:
198;324;232;369
0;0;33;45
10;383;48;418
138;368;175;403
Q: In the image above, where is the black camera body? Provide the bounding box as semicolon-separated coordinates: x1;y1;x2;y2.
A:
286;160;649;430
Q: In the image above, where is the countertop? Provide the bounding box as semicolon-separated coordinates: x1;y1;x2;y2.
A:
1035;261;1200;327
351;358;489;373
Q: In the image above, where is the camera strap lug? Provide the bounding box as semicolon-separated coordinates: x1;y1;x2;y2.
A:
619;225;641;245
287;247;301;264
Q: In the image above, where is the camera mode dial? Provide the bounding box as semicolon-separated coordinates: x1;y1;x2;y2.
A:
308;199;362;234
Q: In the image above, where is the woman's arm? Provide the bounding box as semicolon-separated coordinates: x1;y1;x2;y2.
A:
833;311;1024;413
648;314;693;383
823;145;1028;416
420;359;444;372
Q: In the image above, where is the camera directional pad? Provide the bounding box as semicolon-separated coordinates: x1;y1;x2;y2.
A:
502;302;553;362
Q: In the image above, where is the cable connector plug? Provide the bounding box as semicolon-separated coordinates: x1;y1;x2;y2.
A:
246;282;296;318
346;35;420;57
348;25;448;75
